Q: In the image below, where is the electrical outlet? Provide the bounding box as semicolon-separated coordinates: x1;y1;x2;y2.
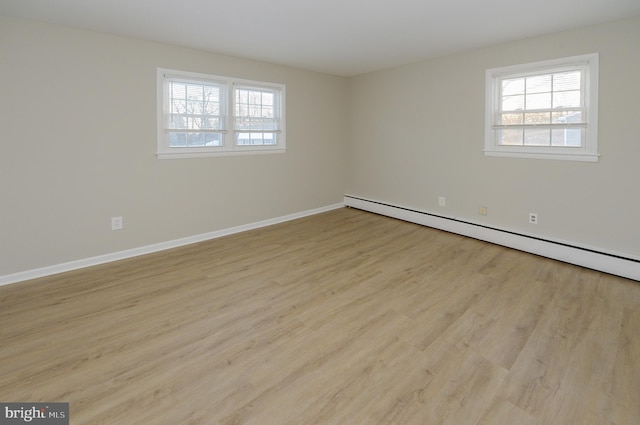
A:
479;206;487;216
438;196;446;207
528;213;538;224
111;216;123;230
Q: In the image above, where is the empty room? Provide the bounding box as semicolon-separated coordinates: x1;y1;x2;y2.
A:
1;1;639;424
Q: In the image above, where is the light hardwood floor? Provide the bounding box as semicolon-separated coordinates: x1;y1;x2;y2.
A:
1;207;638;424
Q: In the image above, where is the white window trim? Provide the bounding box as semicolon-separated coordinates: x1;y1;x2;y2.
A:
157;68;286;159
484;53;599;162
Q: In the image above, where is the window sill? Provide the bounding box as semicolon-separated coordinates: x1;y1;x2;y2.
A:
483;149;599;162
157;149;286;159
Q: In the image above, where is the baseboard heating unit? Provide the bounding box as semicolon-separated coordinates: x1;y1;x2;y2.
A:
344;195;640;282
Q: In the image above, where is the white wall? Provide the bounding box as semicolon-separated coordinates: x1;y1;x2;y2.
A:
347;16;640;261
0;17;348;276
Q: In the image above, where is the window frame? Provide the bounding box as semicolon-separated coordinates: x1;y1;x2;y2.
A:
233;83;284;150
484;53;599;162
157;68;285;159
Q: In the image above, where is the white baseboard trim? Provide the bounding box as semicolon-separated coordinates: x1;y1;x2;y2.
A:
0;203;344;287
344;195;640;282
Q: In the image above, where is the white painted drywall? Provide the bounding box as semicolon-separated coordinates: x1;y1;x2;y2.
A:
0;16;348;276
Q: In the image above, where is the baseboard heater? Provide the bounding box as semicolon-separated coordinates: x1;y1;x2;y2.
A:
344;195;640;282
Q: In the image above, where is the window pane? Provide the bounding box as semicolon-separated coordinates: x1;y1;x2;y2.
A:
168;131;223;147
499;113;523;125
203;86;219;100
169;132;186;147
524;112;551;125
204;133;222;146
236;132;276;146
553;71;581;91
186;117;197;129
501;78;524;96
553;90;581;108
252;133;269;146
169;115;185;129
202;117;220;130
552;110;583;124
171;83;186;99
526;74;551;93
204;101;219;115
526;92;551;109
186;84;203;100
501;95;524;111
552;129;582;147
187;100;203;114
524;129;550;146
187;132;205;147
171;100;186;114
498;129;523;145
238;89;248;104
237;133;250;145
235;117;278;131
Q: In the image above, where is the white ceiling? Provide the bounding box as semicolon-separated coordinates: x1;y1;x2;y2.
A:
1;0;639;76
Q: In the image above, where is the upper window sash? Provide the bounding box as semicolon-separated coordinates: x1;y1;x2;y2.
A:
165;76;227;132
494;66;586;130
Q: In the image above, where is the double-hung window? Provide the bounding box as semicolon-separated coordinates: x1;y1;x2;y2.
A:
484;53;599;162
234;85;281;147
157;69;285;158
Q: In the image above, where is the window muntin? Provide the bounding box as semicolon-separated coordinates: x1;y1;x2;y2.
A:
157;69;285;158
485;54;598;162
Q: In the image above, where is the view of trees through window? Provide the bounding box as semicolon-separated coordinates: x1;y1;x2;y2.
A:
167;80;224;148
158;68;285;157
166;80;280;147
